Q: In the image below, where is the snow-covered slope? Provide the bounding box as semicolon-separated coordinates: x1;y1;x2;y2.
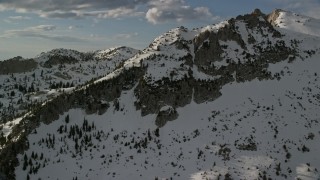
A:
268;9;320;37
1;9;320;180
14;52;320;180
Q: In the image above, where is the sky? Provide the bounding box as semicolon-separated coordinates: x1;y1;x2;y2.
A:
0;0;320;60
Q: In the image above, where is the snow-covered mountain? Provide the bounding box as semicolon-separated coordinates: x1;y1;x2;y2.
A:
0;46;139;123
1;9;320;180
268;9;320;37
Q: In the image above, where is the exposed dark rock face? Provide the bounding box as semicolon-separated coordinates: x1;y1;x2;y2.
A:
194;31;223;74
193;79;224;104
134;78;193;116
0;57;37;74
251;8;265;16
155;106;178;127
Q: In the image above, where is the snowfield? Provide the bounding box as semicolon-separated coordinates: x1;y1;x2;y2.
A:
274;10;320;37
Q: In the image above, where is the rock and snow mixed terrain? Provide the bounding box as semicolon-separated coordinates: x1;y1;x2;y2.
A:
1;9;320;180
268;9;320;38
0;46;139;123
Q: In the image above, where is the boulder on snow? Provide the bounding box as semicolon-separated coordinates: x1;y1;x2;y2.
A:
155;106;179;127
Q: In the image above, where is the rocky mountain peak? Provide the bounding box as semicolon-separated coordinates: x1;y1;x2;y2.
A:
267;9;285;26
251;8;265;16
266;8;320;37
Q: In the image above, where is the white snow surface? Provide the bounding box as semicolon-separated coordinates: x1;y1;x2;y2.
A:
198;21;229;34
275;11;320;37
1;117;23;138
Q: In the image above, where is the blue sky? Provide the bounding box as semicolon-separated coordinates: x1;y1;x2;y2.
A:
0;0;319;60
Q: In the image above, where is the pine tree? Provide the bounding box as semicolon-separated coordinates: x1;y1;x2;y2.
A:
24;154;28;162
65;114;70;124
23;159;28;171
75;140;79;151
148;129;152;140
154;128;160;137
10;91;15;97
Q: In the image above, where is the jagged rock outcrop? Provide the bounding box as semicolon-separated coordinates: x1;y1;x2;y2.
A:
135;78;192;116
251;8;265;16
267;9;283;26
155;106;178;127
194;31;223;72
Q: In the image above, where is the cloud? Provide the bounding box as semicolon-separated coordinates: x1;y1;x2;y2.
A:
82;7;144;19
0;0;215;24
8;15;31;20
4;15;31;23
146;0;214;24
68;25;83;31
40;11;80;19
114;32;139;39
28;25;57;31
0;0;149;19
0;25;85;42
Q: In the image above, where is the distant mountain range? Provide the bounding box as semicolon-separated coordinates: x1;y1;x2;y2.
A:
0;9;320;180
0;46;139;123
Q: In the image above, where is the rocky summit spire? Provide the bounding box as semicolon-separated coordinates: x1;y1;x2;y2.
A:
267;9;284;26
251;8;265;16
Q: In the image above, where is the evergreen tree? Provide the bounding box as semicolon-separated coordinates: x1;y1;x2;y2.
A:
65;114;70;124
154;128;160;137
23;159;28;171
